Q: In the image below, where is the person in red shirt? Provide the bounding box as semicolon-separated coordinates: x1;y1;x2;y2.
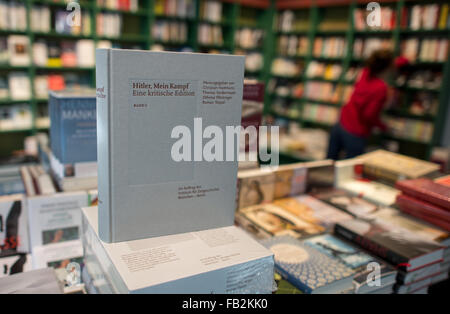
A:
327;49;395;160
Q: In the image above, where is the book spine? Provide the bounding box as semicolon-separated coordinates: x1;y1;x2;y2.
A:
334;223;407;268
96;49;112;243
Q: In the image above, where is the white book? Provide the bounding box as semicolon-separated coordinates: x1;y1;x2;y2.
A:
96;49;244;243
82;206;274;294
27;191;87;249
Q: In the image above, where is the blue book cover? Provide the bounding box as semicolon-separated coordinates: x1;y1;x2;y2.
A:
50;90;97;164
262;236;354;294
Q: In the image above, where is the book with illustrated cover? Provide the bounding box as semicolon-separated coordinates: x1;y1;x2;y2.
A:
49;89;97;165
396;178;450;211
304;234;397;294
311;188;379;218
0;194;29;256
238;169;275;210
360;150;440;184
262;236;355;294
96;49;244;242
237;203;326;240
27;191;88;249
273;195;353;230
334;217;444;272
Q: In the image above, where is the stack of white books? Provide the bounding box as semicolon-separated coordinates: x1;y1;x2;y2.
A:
82;49;275;294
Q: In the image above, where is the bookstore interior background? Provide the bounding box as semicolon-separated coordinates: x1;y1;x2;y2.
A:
0;0;450;295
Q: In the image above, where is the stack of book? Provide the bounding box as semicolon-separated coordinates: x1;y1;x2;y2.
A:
82;49;274;293
262;234;397;294
396;178;450;232
48;89;98;192
334;208;448;294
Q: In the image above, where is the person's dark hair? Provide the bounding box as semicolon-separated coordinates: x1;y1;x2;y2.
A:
366;49;394;77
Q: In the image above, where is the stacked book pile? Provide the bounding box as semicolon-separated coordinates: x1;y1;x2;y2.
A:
396;178;450;233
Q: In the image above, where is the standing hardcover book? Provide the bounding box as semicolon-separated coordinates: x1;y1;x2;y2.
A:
96;49;244;242
262;235;355;294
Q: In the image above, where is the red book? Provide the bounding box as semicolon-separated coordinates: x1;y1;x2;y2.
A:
396;178;450;211
436;175;450;188
396;194;450;231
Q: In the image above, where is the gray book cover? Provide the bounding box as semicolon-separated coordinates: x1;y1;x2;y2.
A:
96;49;244;243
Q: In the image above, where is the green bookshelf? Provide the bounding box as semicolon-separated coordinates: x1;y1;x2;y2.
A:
0;0;448;161
266;0;450;160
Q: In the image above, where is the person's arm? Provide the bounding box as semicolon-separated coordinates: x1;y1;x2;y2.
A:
361;88;388;131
